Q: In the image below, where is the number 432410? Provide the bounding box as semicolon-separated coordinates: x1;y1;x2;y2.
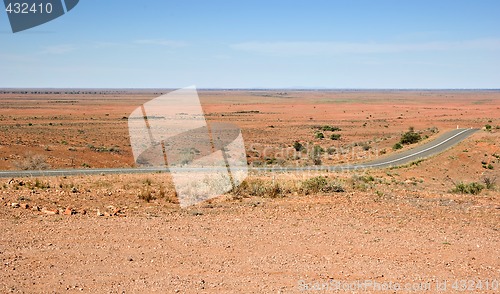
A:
5;2;53;14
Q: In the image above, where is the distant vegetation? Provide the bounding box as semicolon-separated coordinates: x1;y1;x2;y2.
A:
400;127;422;145
321;125;341;132
330;134;341;140
483;176;497;190
393;142;403;150
392;127;422;150
293;141;305;152
231;176;345;198
301;176;345;194
13;153;50;170
451;182;484;195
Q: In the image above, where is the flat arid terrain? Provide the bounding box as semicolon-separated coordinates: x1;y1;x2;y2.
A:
0;90;499;293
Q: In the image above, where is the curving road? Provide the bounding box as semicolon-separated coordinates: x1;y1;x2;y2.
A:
0;128;478;178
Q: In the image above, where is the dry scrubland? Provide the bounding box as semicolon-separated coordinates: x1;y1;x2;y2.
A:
0;90;499;293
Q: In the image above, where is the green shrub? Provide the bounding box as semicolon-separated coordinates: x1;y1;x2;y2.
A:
326;147;336;155
293;141;304;152
312;145;324;155
400;127;421;145
393;143;403;150
485;124;492;131
330;133;341;140
315;132;325;139
231;179;286;198
310;145;324;165
452;182;484;195
322;125;341;132
301;176;344;194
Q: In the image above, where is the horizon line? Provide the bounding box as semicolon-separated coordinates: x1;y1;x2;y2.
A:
1;87;500;91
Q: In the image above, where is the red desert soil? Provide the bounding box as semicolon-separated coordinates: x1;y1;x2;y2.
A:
0;90;499;293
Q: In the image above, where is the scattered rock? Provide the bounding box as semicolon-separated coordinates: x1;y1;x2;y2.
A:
190;210;203;216
96;209;104;217
20;203;29;209
41;208;59;215
31;206;40;212
71;187;79;193
11;203;20;208
63;207;75;216
78;209;87;215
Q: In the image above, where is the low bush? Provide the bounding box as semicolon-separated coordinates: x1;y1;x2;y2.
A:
482;176;497;190
400;127;421;145
393;143;403;150
315;132;325;139
138;187;155;202
322;125;341;132
13;153;50;170
301;176;344;194
452;182;484;195
293;141;305;152
330;134;341;140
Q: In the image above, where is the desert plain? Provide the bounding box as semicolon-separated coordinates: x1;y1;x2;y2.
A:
0;90;499;293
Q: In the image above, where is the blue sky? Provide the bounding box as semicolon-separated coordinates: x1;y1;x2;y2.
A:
1;0;499;88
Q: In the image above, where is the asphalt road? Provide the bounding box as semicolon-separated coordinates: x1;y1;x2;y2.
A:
0;128;478;178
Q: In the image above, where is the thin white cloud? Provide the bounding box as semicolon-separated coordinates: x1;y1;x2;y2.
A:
231;39;500;55
134;39;187;48
40;44;76;55
0;53;37;62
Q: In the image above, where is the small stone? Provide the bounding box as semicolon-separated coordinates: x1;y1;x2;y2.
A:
11;203;20;208
96;209;104;216
78;209;87;215
63;207;75;216
41;208;59;215
112;208;121;216
20;203;29;209
31;206;40;212
71;187;79;193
